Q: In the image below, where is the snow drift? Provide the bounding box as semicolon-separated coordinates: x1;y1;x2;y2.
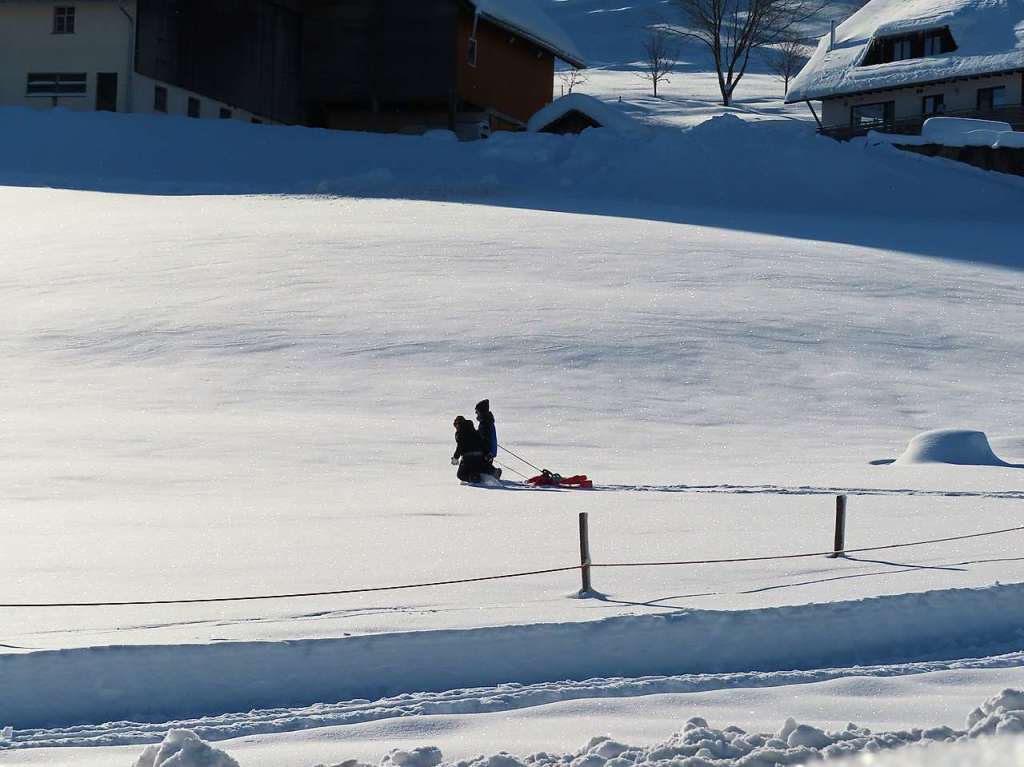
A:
6;584;1024;729
0;107;1021;225
133;729;240;767
129;691;1024;767
895;430;1014;467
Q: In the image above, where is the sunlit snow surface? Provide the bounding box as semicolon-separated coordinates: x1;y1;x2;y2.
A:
1;0;1023;760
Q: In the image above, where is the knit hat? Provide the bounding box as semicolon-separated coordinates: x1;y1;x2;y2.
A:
475;399;490;414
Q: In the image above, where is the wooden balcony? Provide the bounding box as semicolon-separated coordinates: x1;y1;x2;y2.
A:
820;104;1024;141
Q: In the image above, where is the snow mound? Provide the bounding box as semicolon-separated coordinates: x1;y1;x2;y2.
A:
857;735;1024;766
135;692;1024;767
922;118;1014;145
894;429;1011;467
527;94;644;135
133;729;239;767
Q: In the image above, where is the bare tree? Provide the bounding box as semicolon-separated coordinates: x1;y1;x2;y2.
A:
764;37;810;95
558;67;589;97
637;31;679;98
671;0;825;105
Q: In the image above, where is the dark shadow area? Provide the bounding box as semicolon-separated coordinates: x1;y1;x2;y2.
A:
3;108;1023;271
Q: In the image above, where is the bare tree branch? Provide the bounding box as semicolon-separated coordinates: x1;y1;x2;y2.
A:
671;0;826;105
558;67;589;97
764;37;810;95
637;31;679;98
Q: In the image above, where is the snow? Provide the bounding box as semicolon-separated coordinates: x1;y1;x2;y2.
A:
922;117;1015;143
133;730;240;767
1;1;1023;763
471;0;587;68
787;0;1024;102
112;691;1024;767
895;430;1016;467
7;583;1024;729
867;117;1024;149
995;131;1024;148
527;94;645;135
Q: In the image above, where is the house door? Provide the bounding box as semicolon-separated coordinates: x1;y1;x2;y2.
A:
96;73;118;112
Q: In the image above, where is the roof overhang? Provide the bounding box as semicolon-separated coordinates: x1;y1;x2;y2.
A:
466;0;587;69
790;66;1024;103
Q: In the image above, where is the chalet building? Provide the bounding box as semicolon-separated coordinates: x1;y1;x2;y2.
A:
0;0;585;136
787;0;1024;140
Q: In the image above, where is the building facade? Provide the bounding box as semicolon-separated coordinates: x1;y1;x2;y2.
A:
787;0;1024;139
0;1;273;122
0;0;586;135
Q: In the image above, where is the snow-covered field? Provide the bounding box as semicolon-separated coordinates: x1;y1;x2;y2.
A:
2;0;1023;764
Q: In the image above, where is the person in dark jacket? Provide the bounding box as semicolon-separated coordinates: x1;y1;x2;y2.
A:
474;399;501;479
452;416;487;483
475;399;498;458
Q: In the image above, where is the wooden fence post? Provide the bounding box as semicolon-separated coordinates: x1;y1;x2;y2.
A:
830;495;847;558
579;512;593;594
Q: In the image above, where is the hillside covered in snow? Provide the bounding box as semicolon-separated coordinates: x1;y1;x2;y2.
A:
1;1;1023;766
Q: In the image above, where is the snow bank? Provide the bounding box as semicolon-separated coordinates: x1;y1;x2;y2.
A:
855;735;1024;766
133;730;239;767
0;107;1021;223
6;584;1024;729
894;430;1012;467
126;692;1024;767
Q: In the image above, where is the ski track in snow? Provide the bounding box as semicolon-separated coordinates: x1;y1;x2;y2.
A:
593;484;1024;500
7;653;1024;750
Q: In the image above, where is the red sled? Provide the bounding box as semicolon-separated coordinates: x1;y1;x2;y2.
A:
527;470;593;489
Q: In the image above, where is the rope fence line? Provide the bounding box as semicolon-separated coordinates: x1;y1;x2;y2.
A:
0;566;581;609
2;504;1021;610
592;525;1024;568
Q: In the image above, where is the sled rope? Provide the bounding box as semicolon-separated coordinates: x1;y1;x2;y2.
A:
494;459;530;480
498;444;543;473
3;525;1021;609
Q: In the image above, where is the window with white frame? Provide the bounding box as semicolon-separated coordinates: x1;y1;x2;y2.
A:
26;72;86;96
53;6;75;34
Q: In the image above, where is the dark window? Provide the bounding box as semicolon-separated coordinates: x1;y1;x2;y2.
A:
53;6;75;34
850;101;895;128
26;72;86;96
977;86;1007;111
187;97;200;118
219;107;232;119
923;94;945;116
467;37;478;67
892;39;912;61
154;85;168;112
861;27;957;66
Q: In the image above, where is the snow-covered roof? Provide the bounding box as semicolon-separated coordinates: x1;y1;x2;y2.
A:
470;0;587;68
527;93;644;134
787;0;1024;102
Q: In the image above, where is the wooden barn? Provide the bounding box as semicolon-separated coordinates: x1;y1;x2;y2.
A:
130;0;586;135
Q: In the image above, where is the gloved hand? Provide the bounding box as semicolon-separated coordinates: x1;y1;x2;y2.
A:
451;456;459;466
